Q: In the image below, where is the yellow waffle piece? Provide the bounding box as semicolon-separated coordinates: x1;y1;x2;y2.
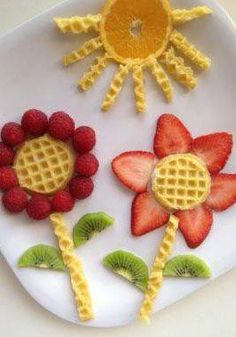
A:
54;15;101;33
147;59;173;102
170;31;211;70
102;64;130;111
79;53;111;91
50;213;93;321
139;215;179;323
152;153;211;211
133;64;146;113
172;6;212;25
14;135;74;195
63;37;103;66
152;153;211;210
160;47;197;89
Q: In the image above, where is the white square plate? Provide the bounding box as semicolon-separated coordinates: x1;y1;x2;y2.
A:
0;0;235;328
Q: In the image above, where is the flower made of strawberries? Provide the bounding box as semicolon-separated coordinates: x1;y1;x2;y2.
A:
112;114;236;248
0;109;99;220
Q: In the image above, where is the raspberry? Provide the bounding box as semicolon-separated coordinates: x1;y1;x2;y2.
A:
69;177;94;200
73;126;96;153
48;112;75;140
1;122;25;147
2;187;27;213
27;195;52;220
51;190;75;212
0;143;15;166
21;109;48;136
0;167;18;191
75;153;99;177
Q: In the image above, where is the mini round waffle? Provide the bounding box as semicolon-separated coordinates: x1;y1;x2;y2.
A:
14;134;75;195
152;153;211;210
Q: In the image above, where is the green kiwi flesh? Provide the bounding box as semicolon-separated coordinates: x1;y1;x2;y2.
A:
73;212;114;247
18;244;65;271
103;250;149;291
163;255;211;278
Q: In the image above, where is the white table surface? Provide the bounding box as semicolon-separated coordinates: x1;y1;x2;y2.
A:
0;0;236;336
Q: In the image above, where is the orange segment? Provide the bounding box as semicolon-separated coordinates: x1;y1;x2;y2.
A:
100;0;172;64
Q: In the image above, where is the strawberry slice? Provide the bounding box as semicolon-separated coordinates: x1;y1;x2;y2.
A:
192;133;232;174
112;151;155;193
175;205;213;248
131;192;169;236
206;174;236;211
154;114;192;159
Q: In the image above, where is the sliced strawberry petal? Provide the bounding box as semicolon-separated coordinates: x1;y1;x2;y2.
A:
112;151;155;193
206;174;236;211
192;133;232;174
154;114;192;159
175;205;213;248
131;192;169;236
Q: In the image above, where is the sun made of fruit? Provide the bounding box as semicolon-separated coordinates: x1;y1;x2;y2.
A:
55;0;212;112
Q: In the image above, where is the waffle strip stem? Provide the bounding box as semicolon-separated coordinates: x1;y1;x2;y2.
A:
79;53;111;91
170;31;211;70
147;59;173;102
54;15;101;33
139;215;179;323
63;37;103;66
50;213;93;321
172;7;212;25
133;65;146;113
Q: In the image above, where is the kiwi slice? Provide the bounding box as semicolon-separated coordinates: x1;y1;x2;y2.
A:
163;255;211;278
73;212;114;247
18;244;65;271
103;250;149;291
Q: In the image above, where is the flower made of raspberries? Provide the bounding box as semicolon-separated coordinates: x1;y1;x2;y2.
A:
0;109;99;220
112;113;236;248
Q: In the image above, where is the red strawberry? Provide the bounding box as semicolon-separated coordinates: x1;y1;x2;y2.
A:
206;174;236;211
154;114;192;159
175;205;213;248
112;151;155;193
1;122;25;147
21;109;48;136
192;133;232;174
131;192;169;236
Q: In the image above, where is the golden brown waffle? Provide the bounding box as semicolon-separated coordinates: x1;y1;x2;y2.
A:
152;153;211;210
14;135;74;195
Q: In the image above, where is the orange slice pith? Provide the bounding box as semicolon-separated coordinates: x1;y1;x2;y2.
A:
100;0;172;64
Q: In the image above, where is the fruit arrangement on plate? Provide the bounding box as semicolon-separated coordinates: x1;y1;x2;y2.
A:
1;0;236;328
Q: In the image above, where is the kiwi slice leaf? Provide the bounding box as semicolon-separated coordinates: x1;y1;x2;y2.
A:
18;244;65;271
73;212;114;247
103;250;149;291
163;255;211;278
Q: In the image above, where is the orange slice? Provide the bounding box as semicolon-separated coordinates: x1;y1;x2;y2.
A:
100;0;172;64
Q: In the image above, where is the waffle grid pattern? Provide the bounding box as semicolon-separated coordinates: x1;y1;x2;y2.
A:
152;154;210;210
14;135;74;195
